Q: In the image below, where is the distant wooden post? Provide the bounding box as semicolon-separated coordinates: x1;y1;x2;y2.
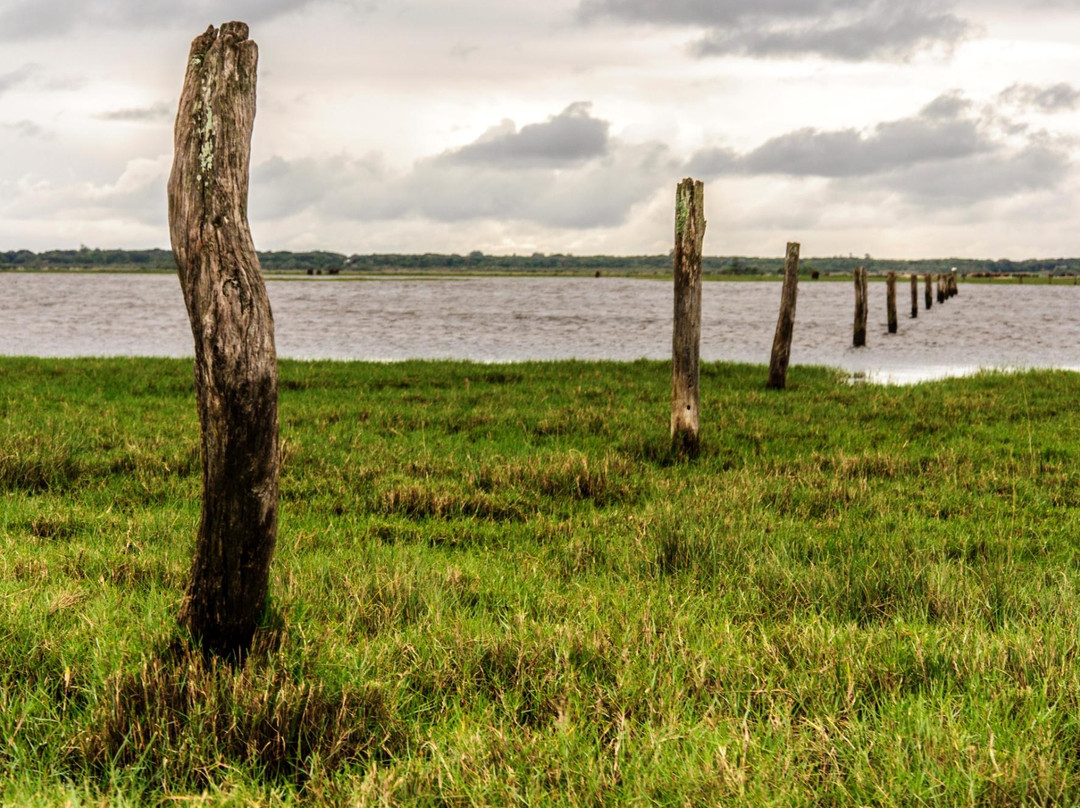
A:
925;273;933;310
937;274;945;304
886;271;898;334
910;273;918;318
853;267;868;347
671;178;705;456
168;22;279;657
767;241;800;390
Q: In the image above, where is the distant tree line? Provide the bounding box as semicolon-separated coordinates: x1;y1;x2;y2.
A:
2;247;1078;276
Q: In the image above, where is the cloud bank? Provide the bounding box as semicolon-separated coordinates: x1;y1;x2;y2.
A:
688;91;1072;207
579;0;975;61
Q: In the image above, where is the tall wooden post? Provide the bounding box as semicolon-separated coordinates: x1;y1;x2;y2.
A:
671;178;705;456
767;242;800;390
886;271;898;334
910;273;918;318
168;22;279;657
853;267;868;347
925;273;933;310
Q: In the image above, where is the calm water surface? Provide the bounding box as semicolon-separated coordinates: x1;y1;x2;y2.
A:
2;273;1078;383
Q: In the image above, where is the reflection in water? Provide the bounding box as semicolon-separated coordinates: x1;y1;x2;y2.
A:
1;273;1078;384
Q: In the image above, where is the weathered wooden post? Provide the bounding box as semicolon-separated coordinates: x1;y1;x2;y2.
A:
767;241;800;390
168;22;279;657
910;273;918;318
937;274;945;304
886;271;898;334
853;266;868;347
925;273;933;310
671;178;705;455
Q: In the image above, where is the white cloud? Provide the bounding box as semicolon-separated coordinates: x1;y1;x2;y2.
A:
251;104;676;230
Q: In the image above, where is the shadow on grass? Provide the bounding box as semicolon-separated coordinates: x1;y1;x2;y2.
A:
70;625;404;791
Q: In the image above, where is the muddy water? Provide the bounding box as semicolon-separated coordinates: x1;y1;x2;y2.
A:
2;273;1077;383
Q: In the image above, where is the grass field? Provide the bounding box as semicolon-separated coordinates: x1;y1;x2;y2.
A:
2;356;1079;805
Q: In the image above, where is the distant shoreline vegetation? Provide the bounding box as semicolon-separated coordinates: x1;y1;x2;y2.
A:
1;246;1079;277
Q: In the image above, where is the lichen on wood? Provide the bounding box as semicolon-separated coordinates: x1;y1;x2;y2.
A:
167;21;279;657
671;178;705;456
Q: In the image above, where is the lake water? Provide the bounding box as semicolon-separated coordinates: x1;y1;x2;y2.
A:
2;273;1078;383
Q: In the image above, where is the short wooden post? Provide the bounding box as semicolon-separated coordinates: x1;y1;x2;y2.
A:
910;273;918;318
925;273;933;310
767;241;800;390
937;274;945;304
853;266;868;347
168;22;280;657
886;271;898;334
671;178;705;456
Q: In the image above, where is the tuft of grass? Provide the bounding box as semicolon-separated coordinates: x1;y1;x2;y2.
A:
71;642;404;790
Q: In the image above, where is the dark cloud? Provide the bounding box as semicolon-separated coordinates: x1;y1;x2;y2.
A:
449;43;480;60
0;62;84;94
740;102;984;177
251;105;673;229
3;120;50;139
0;64;38;94
920;90;973;119
688;91;1072;206
96;102;172;122
861;142;1069;205
440;102;610;168
999;83;1080;113
579;0;974;61
0;0;363;41
685;147;739;177
693;5;970;60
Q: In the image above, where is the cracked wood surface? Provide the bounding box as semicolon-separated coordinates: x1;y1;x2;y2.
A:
168;22;279;656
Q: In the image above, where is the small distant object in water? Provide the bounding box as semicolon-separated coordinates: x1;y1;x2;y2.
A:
595;270;602;278
329;268;340;275
811;270;820;280
306;268;313;276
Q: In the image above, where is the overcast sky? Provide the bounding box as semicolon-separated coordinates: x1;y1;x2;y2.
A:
1;0;1078;258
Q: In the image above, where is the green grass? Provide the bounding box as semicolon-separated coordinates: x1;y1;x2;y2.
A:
2;356;1079;805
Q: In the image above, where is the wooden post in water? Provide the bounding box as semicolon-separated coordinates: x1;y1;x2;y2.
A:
767;241;800;390
925;273;933;310
886;271;898;334
671;178;705;456
853;266;868;347
910;273;918;318
937;274;945;304
168;22;280;657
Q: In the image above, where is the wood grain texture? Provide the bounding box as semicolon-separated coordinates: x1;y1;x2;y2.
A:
168;22;279;656
671;179;705;456
886;271;898;334
853;267;868;348
767;242;800;390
